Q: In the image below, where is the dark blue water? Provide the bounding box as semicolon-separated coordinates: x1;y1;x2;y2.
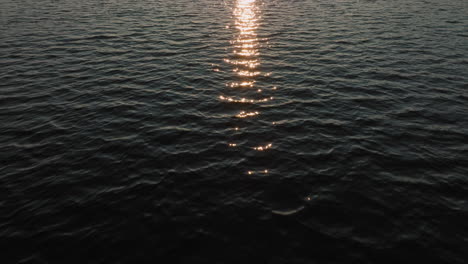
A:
1;0;468;263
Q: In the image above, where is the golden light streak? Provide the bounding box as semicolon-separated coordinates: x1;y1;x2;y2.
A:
246;169;269;175
227;81;255;88
253;143;272;151
219;95;272;103
236;111;259;118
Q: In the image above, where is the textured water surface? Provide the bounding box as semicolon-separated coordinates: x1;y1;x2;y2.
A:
1;0;468;263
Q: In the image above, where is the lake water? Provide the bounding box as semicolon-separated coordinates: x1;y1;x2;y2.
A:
1;0;468;263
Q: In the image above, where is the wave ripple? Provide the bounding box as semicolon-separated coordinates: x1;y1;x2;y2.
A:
1;0;468;263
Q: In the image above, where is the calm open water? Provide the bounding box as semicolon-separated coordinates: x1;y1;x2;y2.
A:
1;0;468;263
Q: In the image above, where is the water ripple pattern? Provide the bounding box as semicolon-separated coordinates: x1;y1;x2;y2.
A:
1;0;468;263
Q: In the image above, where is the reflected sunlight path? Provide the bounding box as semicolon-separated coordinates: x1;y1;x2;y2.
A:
219;0;277;175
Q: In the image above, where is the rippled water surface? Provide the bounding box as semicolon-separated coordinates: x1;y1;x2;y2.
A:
1;0;468;263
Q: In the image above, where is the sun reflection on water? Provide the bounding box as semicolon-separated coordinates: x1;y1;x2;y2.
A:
220;0;275;174
225;0;261;84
